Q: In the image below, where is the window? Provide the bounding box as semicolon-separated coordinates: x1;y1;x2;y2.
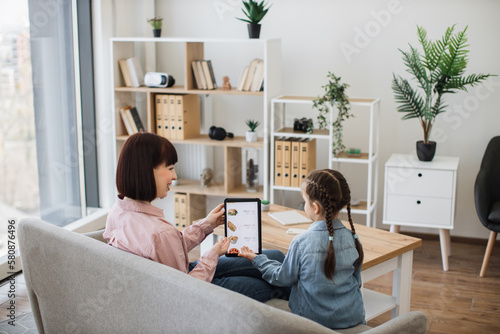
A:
0;0;99;280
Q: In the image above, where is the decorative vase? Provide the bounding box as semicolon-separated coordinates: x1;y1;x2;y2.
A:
416;141;436;161
246;131;258;142
245;148;259;192
153;29;161;37
247;23;261;39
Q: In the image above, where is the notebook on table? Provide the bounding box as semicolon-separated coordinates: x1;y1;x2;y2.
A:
268;210;312;225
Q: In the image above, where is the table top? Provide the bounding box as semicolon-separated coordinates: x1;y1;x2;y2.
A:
213;204;422;271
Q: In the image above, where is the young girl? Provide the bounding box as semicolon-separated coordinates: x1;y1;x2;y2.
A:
239;169;365;329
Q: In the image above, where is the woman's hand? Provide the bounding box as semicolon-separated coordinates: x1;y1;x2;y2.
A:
205;203;225;229
238;246;257;261
212;237;231;257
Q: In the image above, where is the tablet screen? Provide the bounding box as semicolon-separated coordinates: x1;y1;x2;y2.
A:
224;198;262;257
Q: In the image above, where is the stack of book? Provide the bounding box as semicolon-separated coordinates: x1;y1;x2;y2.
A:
119;106;145;135
191;60;217;90
155;94;200;140
274;138;316;187
237;58;264;92
118;57;144;87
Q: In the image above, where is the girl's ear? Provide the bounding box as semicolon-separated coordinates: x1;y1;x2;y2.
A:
312;201;321;215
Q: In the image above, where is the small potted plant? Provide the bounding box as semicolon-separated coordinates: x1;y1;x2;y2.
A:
392;25;494;161
236;0;271;39
312;72;352;157
147;17;163;37
245;119;260;142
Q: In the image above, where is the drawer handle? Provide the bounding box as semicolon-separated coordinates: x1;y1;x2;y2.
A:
418;173;422;177
416;200;421;205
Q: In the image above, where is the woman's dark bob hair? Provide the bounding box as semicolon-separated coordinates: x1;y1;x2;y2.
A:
116;132;177;202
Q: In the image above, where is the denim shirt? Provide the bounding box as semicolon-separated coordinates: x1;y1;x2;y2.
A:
253;219;365;329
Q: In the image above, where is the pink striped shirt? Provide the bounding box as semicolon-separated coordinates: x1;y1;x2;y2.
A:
103;197;219;282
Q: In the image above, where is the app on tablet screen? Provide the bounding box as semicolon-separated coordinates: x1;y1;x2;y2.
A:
224;198;262;257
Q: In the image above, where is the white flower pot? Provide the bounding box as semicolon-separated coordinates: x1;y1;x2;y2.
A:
246;131;258;142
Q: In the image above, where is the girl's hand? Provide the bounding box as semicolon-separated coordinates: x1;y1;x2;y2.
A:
238;246;257;261
212;237;231;257
205;203;225;229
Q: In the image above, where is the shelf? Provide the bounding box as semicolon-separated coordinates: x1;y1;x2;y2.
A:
362;288;397;320
171;179;263;198
273;127;329;139
111;37;280;44
115;86;263;96
331;152;377;164
272;95;379;107
117;134;264;148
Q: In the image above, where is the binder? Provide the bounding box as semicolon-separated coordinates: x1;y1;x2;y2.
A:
162;95;170;139
169;95;177;139
175;95;200;139
274;137;285;186
174;193;181;228
299;138;316;182
282;138;292;187
179;193;187;229
291;139;301;187
155;95;163;136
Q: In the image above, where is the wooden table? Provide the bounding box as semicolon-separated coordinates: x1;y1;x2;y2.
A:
202;204;422;320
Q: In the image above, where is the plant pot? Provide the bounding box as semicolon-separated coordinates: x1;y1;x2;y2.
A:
246;131;258;142
247;23;261;39
153;29;161;37
416;141;436;161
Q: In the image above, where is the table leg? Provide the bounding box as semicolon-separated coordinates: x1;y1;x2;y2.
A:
392;251;413;318
439;229;450;271
390;224;400;233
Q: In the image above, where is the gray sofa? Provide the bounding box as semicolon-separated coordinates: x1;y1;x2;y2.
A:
18;218;427;334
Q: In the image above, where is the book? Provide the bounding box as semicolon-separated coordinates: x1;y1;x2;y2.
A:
237;66;249;91
196;60;207;90
250;59;264;92
268;210;312;225
126;57;144;87
118;59;133;87
191;61;202;89
242;58;261;91
129;107;145;133
201;60;214;90
119;106;134;135
206;60;217;89
291;139;301;187
124;107;139;134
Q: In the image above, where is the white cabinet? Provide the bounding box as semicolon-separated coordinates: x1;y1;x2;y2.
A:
383;153;459;270
270;96;381;227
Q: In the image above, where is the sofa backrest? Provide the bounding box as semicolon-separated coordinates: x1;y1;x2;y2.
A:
19;218;334;334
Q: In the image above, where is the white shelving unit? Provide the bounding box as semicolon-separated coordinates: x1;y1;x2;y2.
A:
270;95;381;227
110;37;281;223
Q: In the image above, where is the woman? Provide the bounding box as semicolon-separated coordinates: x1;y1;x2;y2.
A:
104;132;289;302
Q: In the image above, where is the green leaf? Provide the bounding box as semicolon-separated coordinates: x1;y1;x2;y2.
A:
392;74;425;120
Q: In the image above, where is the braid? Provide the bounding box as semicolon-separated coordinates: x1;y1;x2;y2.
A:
347;203;364;269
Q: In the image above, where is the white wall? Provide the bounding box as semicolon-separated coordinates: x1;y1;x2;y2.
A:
96;0;500;239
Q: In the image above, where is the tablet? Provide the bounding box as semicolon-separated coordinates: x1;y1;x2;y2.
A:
224;198;262;257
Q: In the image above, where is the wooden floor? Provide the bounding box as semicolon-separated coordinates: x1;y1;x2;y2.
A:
1;237;499;332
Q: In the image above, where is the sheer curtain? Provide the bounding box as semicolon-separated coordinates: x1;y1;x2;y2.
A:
28;0;82;226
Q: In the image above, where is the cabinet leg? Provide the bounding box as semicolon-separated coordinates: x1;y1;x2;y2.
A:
390;225;400;233
439;229;450;271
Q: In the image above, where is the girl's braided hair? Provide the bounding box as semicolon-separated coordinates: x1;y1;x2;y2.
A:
304;169;364;281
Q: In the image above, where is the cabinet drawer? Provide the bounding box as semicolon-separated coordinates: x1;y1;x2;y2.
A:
385;195;452;227
386;167;453;198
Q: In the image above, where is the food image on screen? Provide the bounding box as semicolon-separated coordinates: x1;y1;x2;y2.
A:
229;236;238;244
227;221;236;232
228;248;239;254
228;209;238;216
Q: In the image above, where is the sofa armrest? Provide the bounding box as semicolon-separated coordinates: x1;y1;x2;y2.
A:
83;229;106;243
363;311;427;334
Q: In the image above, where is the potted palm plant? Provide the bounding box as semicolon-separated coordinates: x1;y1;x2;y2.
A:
245;119;260;142
392;25;494;161
147;17;163;37
236;0;271;39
